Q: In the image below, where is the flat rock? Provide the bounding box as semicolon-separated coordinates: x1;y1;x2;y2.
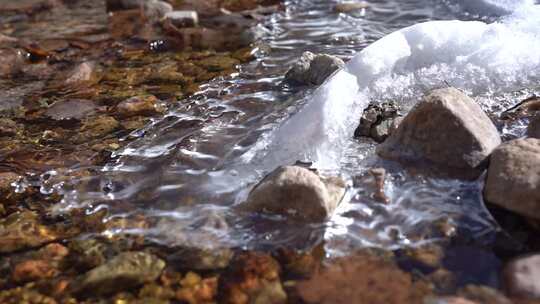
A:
285;51;345;86
45;99;97;120
377;87;501;178
74;251;165;296
528;115;540;139
503;254;540;299
484;138;540;220
241;166;346;222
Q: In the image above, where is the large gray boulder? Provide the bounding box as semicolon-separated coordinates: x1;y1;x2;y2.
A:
484;138;540;220
528;115;540;139
285;52;345;86
377;87;501;178
503;254;540;299
241;166;346;222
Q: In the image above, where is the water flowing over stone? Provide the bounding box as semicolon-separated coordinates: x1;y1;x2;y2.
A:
45;0;540;253
484;138;540;220
377;87;501;178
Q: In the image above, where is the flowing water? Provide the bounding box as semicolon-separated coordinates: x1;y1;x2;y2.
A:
34;0;540;254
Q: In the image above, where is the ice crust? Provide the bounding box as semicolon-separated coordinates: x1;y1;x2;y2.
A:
249;1;540;170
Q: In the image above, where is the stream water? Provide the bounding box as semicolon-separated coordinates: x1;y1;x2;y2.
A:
36;0;540;255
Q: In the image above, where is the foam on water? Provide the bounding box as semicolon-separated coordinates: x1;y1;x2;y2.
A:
253;0;540;170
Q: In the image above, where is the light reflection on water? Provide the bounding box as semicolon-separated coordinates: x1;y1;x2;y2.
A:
35;0;537;254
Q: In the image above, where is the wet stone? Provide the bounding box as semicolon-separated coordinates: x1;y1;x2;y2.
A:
0;211;57;253
219;252;286;304
484;138;540;221
106;0;143;11
377;87;501;179
501;96;540;120
241;166;346;222
116;95;165;118
164;10;199;28
73;251;166;296
528;115;540;139
171;247;233;271
142;0;173;22
296;251;432;304
284;51;345;86
73;115;120;143
44;99;97;120
334;2;369;13
354;101;402;143
457;285;513;304
64;61;100;86
0;118;22;137
503;254;540;299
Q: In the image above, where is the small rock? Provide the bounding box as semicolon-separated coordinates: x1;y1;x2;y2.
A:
241;166;346;222
142;0;173;22
377;88;501;179
164;10;199;28
297;251;431;304
528;115;540;139
0;48;24;77
484;138;540;220
457;285;512;304
0;211;57;253
12;260;59;283
74;251;166;296
335;2;369;13
45;99;97;120
176;274;218;303
65;61;99;86
220;252;286;304
501;96;540;120
503;254;540;299
106;0;143;11
171;247;233;270
424;297;478;304
285;51;345;86
354;102;402;143
0;118;21;137
116;95;164;117
74;115;120;143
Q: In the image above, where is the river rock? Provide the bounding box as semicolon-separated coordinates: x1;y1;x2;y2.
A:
106;0;142;11
377;87;501;178
503;254;540;299
241;166;346;222
284;51;345;86
116;95;164;117
354;101;402;143
484;138;540;220
164;11;199;28
142;0;173;22
528;115;540;139
45;99;97;120
74;251;165;296
335;2;369;13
